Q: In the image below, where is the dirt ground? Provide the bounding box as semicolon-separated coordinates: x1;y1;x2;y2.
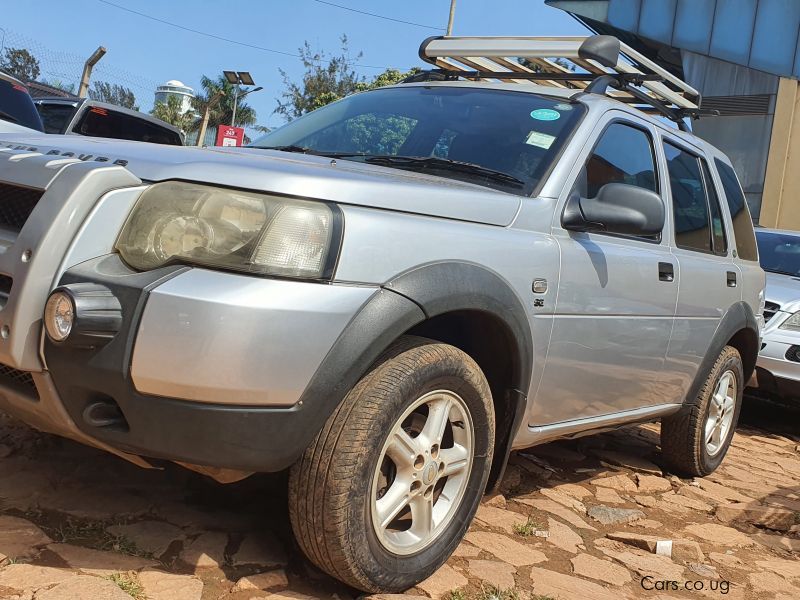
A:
0;396;798;600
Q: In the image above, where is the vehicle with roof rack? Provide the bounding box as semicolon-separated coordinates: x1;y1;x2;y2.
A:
0;35;763;592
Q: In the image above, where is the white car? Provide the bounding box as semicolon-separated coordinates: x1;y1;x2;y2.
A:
753;228;800;403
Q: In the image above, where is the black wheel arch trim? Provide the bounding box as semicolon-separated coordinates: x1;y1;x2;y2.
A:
684;301;759;407
384;261;534;490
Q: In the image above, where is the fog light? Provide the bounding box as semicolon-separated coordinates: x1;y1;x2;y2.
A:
44;291;74;342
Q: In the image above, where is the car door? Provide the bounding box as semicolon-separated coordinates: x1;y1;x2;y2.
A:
530;113;679;426
659;136;741;403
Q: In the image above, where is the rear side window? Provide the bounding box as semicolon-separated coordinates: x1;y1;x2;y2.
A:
715;159;758;261
75;106;182;145
583;122;658;199
664;142;711;253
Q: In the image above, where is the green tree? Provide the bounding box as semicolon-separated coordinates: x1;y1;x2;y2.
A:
276;36;422;120
191;74;257;131
355;67;421;92
151;95;195;132
1;47;40;82
275;35;364;120
88;81;138;110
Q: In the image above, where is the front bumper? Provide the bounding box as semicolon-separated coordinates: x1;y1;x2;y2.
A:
753;315;800;402
37;255;377;472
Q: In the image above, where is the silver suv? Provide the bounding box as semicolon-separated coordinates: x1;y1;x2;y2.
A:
0;36;764;592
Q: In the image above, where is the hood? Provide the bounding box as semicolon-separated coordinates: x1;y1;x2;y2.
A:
0;120;41;135
765;271;800;311
0;133;521;227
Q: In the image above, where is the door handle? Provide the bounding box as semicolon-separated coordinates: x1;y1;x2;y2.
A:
727;271;737;287
658;262;674;282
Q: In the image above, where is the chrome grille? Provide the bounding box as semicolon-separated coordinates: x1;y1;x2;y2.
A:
0;363;37;395
764;301;780;323
0;182;44;232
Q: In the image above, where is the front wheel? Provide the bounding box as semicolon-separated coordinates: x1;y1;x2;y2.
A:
288;336;495;592
661;345;743;477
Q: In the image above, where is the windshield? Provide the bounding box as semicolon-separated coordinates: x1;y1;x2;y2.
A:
36;102;79;134
756;230;800;277
0;77;44;131
251;86;585;195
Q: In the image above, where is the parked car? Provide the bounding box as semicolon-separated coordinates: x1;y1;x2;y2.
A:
0;36;763;592
34;97;183;145
0;71;44;134
751;228;800;403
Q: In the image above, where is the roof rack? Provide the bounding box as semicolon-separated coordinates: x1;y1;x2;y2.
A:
416;35;712;130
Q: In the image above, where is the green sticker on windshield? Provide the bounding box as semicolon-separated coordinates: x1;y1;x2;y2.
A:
530;108;561;121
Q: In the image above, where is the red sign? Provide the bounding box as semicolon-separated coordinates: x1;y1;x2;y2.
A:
215;125;245;147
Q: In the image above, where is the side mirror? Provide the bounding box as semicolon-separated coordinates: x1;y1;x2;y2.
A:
578;35;621;69
562;183;665;236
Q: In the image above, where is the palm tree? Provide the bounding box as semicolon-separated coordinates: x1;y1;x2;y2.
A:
191;75;257;131
151;95;195;133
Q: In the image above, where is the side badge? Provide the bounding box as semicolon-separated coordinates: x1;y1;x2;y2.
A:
533;299;545;307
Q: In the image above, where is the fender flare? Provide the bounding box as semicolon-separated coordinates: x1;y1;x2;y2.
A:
385;261;534;489
683;301;759;406
296;262;534;487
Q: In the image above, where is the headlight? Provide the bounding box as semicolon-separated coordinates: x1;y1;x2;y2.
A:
116;181;339;279
780;311;800;332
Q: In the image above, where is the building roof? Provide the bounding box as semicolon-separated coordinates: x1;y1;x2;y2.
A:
547;0;800;79
26;81;79;99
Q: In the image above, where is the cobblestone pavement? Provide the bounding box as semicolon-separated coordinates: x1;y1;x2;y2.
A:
0;398;798;600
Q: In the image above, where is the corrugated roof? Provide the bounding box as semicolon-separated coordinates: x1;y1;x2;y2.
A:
547;0;800;79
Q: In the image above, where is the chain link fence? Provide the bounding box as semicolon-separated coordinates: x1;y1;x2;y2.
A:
0;27;159;105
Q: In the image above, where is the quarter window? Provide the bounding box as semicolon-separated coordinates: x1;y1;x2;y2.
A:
715;159;758;261
582;123;658;199
664;143;712;253
702;161;727;255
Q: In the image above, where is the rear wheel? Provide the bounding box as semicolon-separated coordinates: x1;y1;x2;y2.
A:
661;345;743;476
288;336;494;592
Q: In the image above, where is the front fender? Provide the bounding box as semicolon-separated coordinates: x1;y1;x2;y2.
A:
385;261;534;489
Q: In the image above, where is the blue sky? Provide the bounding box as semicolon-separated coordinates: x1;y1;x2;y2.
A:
1;0;584;129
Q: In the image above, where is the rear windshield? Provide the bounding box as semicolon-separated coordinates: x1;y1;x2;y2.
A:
75;106;182;145
0;77;44;131
756;230;800;277
36;102;79;134
251;86;586;195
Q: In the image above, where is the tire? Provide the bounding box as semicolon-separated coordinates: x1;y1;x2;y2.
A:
661;345;743;477
288;335;495;592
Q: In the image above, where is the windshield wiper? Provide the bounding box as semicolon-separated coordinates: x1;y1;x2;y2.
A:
362;155;525;187
255;145;366;158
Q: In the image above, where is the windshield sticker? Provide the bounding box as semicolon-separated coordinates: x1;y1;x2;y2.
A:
525;131;556;149
530;108;561;121
553;103;574;111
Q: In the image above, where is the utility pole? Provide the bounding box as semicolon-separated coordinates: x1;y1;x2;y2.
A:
232;86;263;127
196;90;225;147
231;86;239;128
446;0;457;36
78;46;107;98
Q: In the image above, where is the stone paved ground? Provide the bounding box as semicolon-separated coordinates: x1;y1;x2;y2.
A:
0;397;798;600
